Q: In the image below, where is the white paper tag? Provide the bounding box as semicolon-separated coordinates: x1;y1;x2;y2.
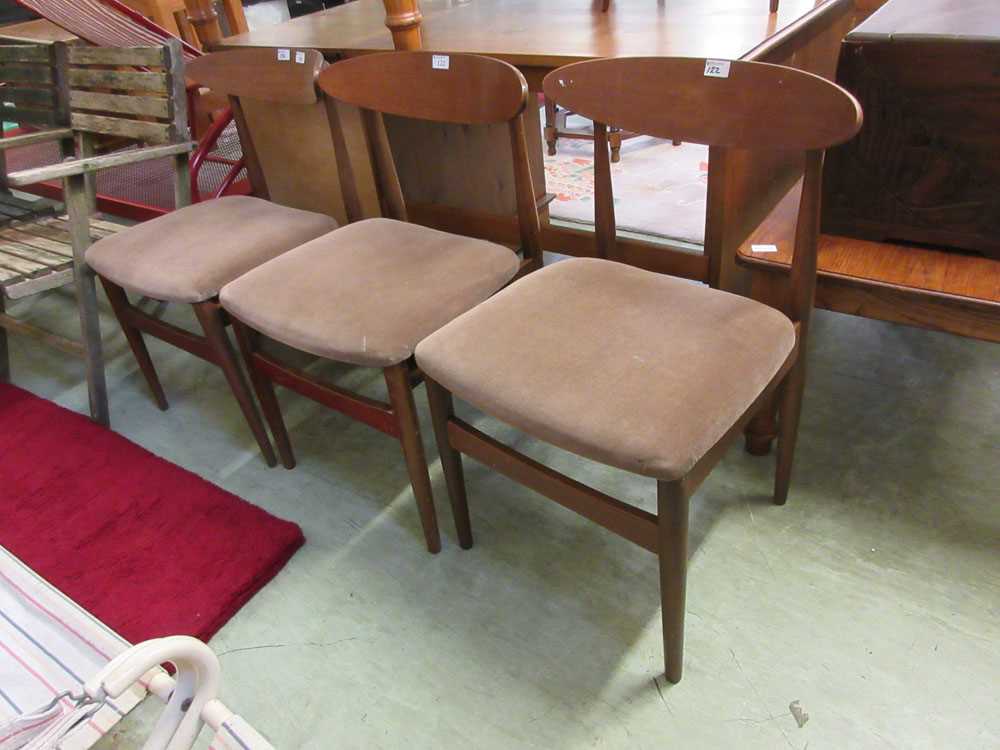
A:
294;51;306;64
751;244;779;253
277;48;291;61
704;59;731;78
432;54;450;70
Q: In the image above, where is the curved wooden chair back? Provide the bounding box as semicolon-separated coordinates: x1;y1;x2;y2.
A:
542;56;862;324
186;48;354;220
186;48;326;105
318;51;541;269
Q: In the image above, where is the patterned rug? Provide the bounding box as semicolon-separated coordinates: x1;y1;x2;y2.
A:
543;114;709;246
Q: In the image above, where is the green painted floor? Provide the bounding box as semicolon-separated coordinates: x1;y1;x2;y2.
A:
4;270;998;749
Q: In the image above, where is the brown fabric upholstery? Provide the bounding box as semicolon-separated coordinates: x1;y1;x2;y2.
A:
416;258;796;481
220;218;520;367
86;197;338;303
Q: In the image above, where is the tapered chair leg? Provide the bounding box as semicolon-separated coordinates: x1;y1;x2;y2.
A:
774;358;808;506
100;279;168;411
232;319;296;470
0;294;10;383
193;301;277;468
385;363;441;554
74;266;109;427
425;377;473;549
658;479;690;684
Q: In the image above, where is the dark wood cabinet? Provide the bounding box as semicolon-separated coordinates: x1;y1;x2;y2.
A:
822;0;1000;259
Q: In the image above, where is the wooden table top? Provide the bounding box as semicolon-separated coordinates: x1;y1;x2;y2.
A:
219;0;847;67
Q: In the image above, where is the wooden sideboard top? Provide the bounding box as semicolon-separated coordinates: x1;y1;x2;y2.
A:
848;0;1000;43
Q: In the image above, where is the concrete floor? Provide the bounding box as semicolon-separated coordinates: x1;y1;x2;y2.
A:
4;276;998;749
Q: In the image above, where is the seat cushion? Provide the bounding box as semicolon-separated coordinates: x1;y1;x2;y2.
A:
220;218;520;367
415;258;796;481
86;196;338;303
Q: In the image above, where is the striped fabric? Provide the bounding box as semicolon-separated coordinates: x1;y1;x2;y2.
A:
0;548;275;750
0;547;143;750
14;0;201;61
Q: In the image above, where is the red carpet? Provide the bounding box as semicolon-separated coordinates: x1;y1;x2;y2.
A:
0;383;304;644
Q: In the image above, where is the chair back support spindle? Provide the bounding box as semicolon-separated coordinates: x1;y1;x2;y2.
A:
318;51;543;270
542;57;861;321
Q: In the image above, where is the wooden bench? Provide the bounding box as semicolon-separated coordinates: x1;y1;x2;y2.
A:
739;179;1000;344
0;40;194;425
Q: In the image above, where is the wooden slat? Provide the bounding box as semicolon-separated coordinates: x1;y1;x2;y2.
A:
68;69;168;93
46;216;122;238
0;63;53;85
0;228;73;257
0;240;72;267
0;128;73;151
0;86;56;109
7;219;73;244
68;46;166;68
69;90;170;120
0;248;47;278
5;268;75;299
7;142;192;185
0;311;83;354
2;108;58;126
0;46;51;64
69;113;172;144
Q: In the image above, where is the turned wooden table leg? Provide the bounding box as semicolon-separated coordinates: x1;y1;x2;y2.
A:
383;0;423;50
182;0;223;49
544;96;558;156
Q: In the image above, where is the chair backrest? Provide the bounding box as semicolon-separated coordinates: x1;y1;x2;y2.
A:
0;43;69;130
317;51;542;271
542;56;862;322
14;0;202;60
185;47;356;220
66;39;189;146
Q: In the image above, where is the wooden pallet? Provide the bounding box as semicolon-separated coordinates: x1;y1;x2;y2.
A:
0;194;124;300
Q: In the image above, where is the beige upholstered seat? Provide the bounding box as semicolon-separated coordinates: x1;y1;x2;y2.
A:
416;258;796;480
220;218;520;368
86;196;338;303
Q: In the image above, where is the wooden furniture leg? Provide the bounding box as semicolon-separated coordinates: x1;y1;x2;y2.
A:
658;479;690;684
609;128;622;164
0;293;9;383
774;355;807;505
66;173;109;427
544;97;557;156
231;319;296;470
192;301;278;467
100;280;168;411
425;377;473;549
385;363;441;554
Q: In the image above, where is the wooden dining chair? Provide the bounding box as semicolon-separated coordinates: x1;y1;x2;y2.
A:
85;44;338;464
415;57;862;680
218;50;543;553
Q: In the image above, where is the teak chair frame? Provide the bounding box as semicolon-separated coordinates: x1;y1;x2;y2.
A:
0;40;194;426
424;57;862;680
85;42;277;465
221;49;542;553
